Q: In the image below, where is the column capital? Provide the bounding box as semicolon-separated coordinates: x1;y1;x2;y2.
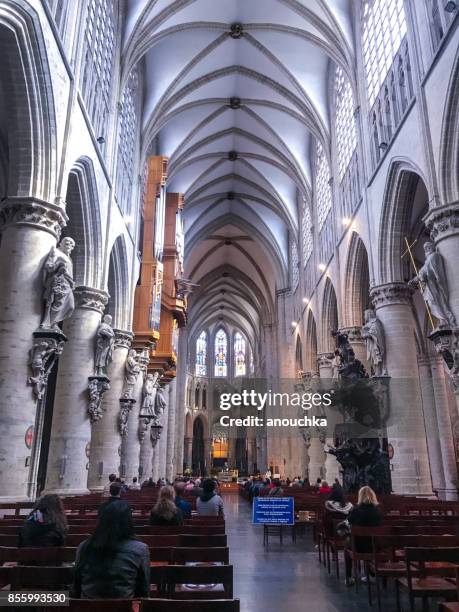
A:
114;329;133;349
424;201;459;243
74;286;109;314
0;196;68;239
339;326;364;343
317;352;333;368
370;282;412;308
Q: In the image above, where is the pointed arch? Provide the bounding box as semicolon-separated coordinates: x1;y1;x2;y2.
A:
305;309;318;373
195;329;207;377
107;234;130;329
234;331;247;377
439;46;459;204
343;232;371;327
321;279;338;353
62;157;103;288
0;0;57;200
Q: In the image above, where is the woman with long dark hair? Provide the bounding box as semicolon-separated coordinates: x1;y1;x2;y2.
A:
73;500;150;598
196;479;224;516
19;494;68;547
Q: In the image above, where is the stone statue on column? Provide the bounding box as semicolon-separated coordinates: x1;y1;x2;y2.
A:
154;384;167;421
123;349;140;399
88;376;110;423
28;336;66;399
408;241;456;328
140;372;160;418
40;237;76;329
94;314;115;376
361;308;387;376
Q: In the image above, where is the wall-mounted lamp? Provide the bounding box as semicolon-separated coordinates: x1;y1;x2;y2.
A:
302;297;309;304
97;136;105;144
444;1;457;12
379;142;388;151
342;217;351;227
318;263;326;272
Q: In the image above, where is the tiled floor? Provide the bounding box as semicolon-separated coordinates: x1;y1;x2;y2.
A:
224;494;397;612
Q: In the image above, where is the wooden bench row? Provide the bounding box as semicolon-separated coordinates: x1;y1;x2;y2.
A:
0;546;230;565
0;534;227;547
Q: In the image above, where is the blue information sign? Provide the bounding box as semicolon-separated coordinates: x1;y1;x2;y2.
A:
252;497;295;525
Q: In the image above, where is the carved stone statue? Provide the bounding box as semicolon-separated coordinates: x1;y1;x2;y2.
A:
40;237;76;329
409;241;456;328
140;372;160;417
361;308;386;376
123;349;140;399
94;314;115;376
28;336;65;399
87;376;110;423
154;385;167;419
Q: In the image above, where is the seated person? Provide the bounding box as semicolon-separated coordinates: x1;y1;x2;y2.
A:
196;479;224;517
130;477;141;490
150;485;183;526
174;481;192;519
102;473;117;497
318;480;332;496
73;500;150;598
267;479;283;496
325;487;353;515
98;482;123;516
345;486;383;585
19;494;67;547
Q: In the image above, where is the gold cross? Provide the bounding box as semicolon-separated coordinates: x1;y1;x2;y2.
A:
401;237;435;331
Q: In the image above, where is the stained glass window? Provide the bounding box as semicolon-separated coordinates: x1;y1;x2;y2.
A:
214;329;228;377
335;67;357;180
302;203;313;263
195;331;207;377
80;0;116;153
316;142;332;230
291;237;299;290
234;332;246;377
362;0;407;107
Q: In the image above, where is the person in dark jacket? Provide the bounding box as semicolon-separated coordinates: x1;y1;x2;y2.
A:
174;481;192;519
73;500;150;599
98;482;124;517
150;485;183;526
19;494;67;547
345;486;383;585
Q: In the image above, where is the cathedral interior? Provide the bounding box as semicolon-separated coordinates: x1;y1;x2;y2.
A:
0;1;459;607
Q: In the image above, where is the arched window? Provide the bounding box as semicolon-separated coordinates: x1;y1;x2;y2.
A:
362;0;407;107
195;331;207;377
80;0;116;151
115;69;140;217
316;142;332;230
334;67;357;180
290;237;299;290
214;329;228;377
302;203;313;263
234;332;246;377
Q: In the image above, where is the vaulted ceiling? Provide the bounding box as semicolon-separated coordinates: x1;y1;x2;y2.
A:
124;0;356;349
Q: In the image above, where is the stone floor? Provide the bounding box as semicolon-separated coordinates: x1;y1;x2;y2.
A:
224;493;397;612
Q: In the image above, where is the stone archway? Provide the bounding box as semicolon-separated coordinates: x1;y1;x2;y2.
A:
192;416;205;475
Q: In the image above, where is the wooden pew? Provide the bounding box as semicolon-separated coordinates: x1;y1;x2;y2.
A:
150;564;233;599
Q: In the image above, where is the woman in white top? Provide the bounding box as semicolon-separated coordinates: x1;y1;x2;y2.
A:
324;485;353;515
196;479;224;517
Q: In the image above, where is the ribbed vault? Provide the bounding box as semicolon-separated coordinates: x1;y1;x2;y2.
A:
124;0;355;354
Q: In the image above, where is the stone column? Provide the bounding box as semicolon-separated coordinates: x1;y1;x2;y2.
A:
184;437;192;470
318;353;340;483
429;355;458;499
45;287;108;495
174;329;187;475
166;379;177;481
0;198;67;500
140;423;155;482
371;283;432;495
157;397;169;480
87;329;133;491
122;348;149;483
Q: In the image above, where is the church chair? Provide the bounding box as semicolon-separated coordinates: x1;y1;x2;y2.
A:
395;547;459;612
0;546;77;566
140;598;240;611
172;546;229;565
181;525;225;535
439;604;459;612
140;535;181;548
66;534;91;547
150;564;233;599
0;565;74;590
180;534;227;547
143;527;183;535
149;547;173;565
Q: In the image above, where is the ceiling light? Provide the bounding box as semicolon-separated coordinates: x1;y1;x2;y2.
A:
302;297;309;304
342;217;351;226
318;263;326;272
291;321;297;328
